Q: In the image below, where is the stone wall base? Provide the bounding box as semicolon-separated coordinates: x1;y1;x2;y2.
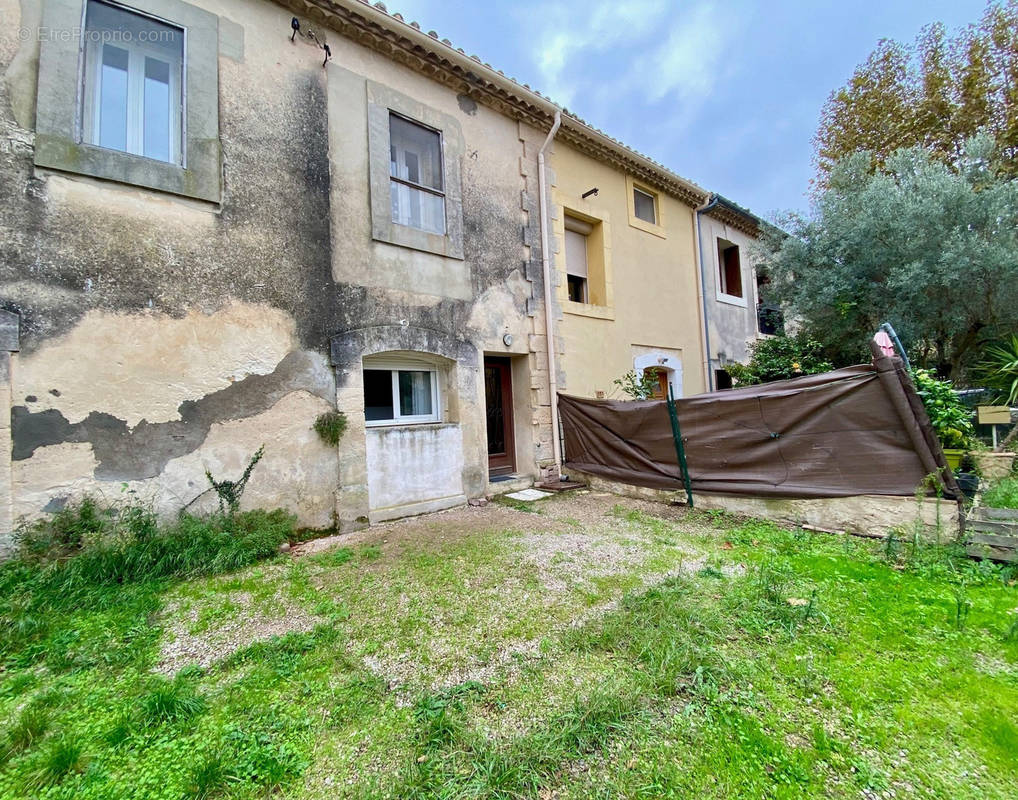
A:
571;471;962;543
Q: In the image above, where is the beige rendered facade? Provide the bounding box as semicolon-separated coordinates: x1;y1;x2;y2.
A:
549;145;708;401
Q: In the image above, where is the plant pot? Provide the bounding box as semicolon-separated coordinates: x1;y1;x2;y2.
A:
943;449;964;471
970;451;1016;481
955;471;979;500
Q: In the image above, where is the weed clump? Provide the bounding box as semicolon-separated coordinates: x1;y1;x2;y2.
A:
1;500;295;667
313;410;348;446
982;476;1018;509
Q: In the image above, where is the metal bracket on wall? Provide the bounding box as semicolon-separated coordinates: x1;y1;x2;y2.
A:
666;386;694;507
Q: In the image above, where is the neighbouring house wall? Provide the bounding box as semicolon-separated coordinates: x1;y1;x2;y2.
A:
0;0;552;541
699;214;763;373
549;144;706;400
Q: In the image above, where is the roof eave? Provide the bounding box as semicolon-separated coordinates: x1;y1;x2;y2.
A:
279;0;709;207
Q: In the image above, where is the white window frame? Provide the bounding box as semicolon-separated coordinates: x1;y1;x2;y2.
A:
388;111;446;235
715;237;748;307
81;1;185;165
363;360;441;427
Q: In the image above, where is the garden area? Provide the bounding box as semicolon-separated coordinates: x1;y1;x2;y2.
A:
1;491;1016;799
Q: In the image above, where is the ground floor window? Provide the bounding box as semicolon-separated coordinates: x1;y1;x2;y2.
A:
364;362;440;425
714;369;733;390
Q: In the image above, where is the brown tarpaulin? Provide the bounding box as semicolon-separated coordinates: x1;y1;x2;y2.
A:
559;352;960;500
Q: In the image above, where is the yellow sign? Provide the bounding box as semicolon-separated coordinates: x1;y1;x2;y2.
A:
978;405;1011;424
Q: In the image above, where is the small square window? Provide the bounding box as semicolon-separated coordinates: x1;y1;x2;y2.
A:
82;0;184;164
364;364;440;425
389;113;446;235
633;187;657;224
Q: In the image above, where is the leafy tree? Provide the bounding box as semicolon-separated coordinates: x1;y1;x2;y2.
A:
725;332;833;386
759;135;1018;382
815;1;1018;181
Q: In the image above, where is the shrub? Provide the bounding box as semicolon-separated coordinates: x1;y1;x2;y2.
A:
313;410;348;446
982;477;1018;509
14;497;160;563
912;369;975;449
612;369;659;400
725;332;834;386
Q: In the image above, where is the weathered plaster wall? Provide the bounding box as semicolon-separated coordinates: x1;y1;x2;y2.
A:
321;38;554;527
549;144;706;400
699;214;761;370
0;0;550;537
366;424;465;521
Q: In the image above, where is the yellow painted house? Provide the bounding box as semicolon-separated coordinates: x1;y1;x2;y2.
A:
548;140;710;402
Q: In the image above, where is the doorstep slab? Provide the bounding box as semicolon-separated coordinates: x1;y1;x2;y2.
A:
505;489;553;501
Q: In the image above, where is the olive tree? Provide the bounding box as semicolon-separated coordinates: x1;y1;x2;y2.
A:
759;135;1018;382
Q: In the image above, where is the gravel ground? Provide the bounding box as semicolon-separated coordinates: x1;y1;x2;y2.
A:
154;493;715;682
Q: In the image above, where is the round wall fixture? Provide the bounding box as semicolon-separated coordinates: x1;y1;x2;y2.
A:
503;333;513;347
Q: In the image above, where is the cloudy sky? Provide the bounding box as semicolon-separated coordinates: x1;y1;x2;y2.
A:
381;0;987;218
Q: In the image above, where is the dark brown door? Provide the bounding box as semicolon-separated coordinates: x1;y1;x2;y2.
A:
484;357;515;476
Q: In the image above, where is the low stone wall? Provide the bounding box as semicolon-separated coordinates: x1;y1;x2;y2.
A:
570;471;962;543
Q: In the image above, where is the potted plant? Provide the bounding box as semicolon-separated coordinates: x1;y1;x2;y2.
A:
912;369;975;470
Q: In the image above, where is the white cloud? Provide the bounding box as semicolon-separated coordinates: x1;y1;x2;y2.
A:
528;0;744;124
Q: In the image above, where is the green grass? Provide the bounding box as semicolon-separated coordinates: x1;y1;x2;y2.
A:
982;475;1018;509
0;496;1015;799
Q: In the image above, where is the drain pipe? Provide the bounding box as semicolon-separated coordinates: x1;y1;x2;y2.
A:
538;111;563;478
694;194;719;391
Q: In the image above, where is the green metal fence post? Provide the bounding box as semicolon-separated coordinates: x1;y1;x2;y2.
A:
666;386;694;507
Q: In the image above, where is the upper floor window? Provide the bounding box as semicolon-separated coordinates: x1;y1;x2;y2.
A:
82;0;184;164
633;187;657;224
717;238;743;299
389;113;446;235
564;215;591;303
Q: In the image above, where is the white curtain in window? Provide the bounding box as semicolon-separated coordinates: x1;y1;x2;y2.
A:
399;370;433;416
389;115;445;235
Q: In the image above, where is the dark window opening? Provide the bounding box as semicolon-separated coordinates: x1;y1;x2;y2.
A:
567;274;587;303
363;369;395;421
718;240;743;298
714;369;733;391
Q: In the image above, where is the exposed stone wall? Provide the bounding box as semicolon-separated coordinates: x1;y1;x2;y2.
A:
0;0;549;539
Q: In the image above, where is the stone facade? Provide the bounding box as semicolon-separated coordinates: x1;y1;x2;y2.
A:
0;0;567;539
